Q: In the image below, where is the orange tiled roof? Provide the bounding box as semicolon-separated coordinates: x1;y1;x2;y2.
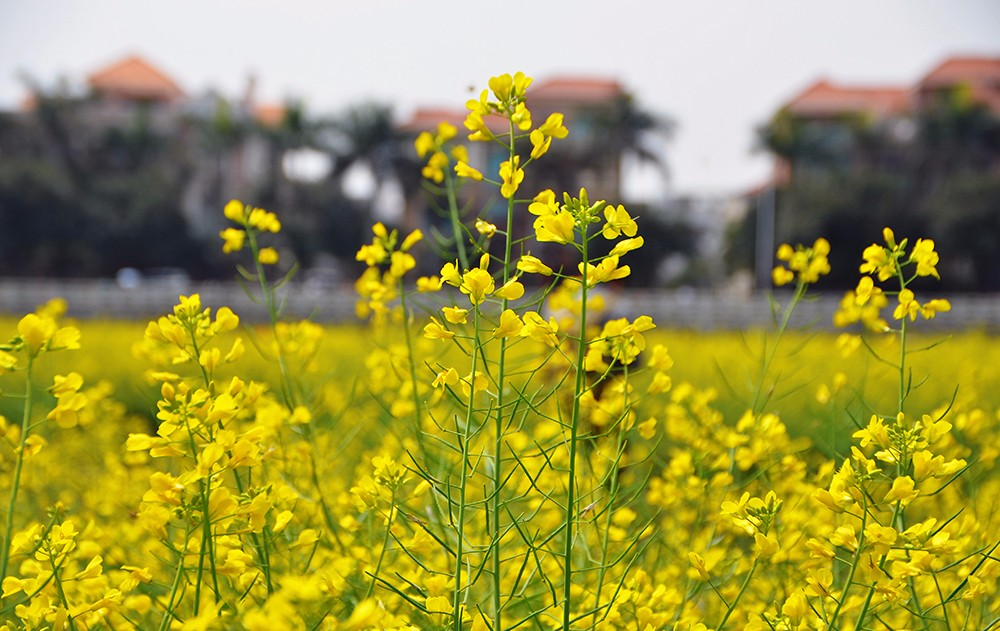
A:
87;55;185;102
254;104;286;128
917;56;1000;114
528;77;625;103
785;79;911;118
918;56;1000;88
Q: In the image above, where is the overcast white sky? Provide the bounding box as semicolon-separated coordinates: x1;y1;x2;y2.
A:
2;1;998;197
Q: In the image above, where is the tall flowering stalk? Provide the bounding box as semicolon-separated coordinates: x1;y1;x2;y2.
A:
822;229;960;629
0;304;81;588
405;72;651;628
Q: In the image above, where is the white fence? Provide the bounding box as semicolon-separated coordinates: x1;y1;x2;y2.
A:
1;278;999;331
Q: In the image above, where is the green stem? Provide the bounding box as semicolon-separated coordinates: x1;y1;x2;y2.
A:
230;469;274;594
453;307;482;630
1;355;34;586
248;229;297;410
751;280;806;415
897;303;908;416
827;499;872;629
366;487;397;599
398;281;425;438
892;256;910;415
716;558;761;630
563;232;590;630
158;521;195;631
49;555;79;631
591;369;631;630
852;501;903;629
302;430;344;552
490;122;517;631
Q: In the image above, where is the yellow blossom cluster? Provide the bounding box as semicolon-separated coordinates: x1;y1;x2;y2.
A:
771;237;831;286
354;222;423;322
414;121;472;184
835;228;951;331
454;71;569;199
220;199;283;266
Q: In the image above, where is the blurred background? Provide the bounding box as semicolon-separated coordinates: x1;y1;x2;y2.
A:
1;1;998;315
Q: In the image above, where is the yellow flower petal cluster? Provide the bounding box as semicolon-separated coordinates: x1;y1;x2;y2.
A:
499;156;524;199
220;199;282;261
354;223;423;321
772;238;830;286
585;315;656;372
436;255;523;308
602;204;638;240
416;121;472;184
838;228;951;331
15;312;81;358
579;255;631;287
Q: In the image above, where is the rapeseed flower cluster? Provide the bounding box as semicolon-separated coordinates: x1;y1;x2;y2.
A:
771;237;831;286
835;227;951;330
220;199;282;266
354;223;423;324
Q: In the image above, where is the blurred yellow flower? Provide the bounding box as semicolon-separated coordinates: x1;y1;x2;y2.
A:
258;247;279;265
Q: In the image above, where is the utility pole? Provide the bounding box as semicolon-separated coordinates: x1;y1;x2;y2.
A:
754;183;776;291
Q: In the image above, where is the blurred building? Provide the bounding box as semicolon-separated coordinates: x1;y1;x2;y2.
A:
766;55;1000;185
6;54;290;239
750;54;1000;291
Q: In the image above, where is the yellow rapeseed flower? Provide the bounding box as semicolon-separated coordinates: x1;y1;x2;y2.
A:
224;199;246;223
528;189;559;216
247;207;281;233
538;112;569;139
488;71;533;107
455;161;484;181
421;151;448;183
529;129;551;159
602;204;638;239
883;476;918;505
389;251;415;277
609;236;644;257
492;309;524;339
910;238;940;278
414;131;435;159
517;254;553;276
460;268;495;305
258;247;279;265
499;156;524;199
463;111;493;142
423;317;454;340
474;218;496;236
442;306;468;324
18;313;57;356
493;278;524;301
771;266;794;287
860;242;894;281
511;101;532;131
220;227;245;253
533;211;575;244
416;276;443;292
400;229;423;251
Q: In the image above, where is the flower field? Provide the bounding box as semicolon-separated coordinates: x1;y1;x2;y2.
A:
1;72;998;630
